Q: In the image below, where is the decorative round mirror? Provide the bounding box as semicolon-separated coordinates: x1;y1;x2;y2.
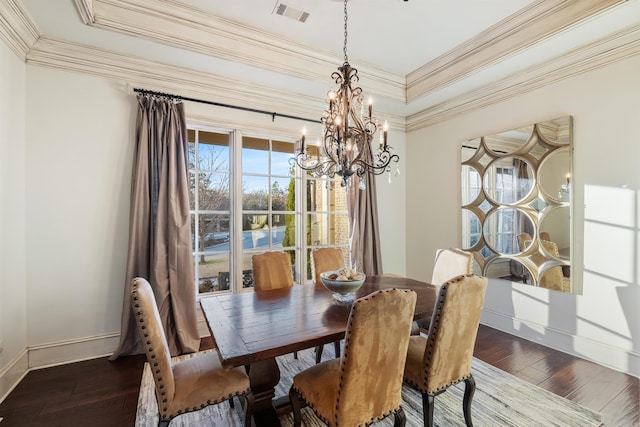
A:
461;116;573;293
538;147;571;202
483;207;534;255
461;165;481;205
539;206;570;260
461;209;482;250
483;157;534;205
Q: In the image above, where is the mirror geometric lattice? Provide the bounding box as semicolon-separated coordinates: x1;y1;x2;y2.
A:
461;116;572;293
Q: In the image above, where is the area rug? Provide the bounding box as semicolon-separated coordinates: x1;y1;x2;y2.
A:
135;348;603;426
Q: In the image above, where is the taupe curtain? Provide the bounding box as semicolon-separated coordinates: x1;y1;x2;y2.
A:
110;94;199;360
347;145;383;275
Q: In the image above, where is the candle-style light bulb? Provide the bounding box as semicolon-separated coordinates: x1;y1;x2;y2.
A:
300;127;306;152
383;121;388;148
368;97;373;119
565;173;570;185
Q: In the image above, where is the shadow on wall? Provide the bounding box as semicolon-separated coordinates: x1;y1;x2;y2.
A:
482;184;638;377
584;185;639;375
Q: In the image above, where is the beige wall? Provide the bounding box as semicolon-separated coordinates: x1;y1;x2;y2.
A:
406;54;640;377
0;40;28;399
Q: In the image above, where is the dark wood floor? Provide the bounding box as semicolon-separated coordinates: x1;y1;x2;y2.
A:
0;325;637;426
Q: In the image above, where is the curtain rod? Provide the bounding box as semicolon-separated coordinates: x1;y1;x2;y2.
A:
133;88;320;124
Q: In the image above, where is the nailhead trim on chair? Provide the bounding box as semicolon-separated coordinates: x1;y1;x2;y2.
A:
406;275;474;395
296;288;411;427
132;280;253;423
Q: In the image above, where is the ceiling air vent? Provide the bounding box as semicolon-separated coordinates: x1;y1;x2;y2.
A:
273;2;310;23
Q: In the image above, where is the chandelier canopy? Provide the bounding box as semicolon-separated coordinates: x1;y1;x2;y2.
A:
292;0;399;186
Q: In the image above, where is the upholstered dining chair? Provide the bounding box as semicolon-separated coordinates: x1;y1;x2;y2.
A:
431;248;474;286
130;278;253;427
289;288;417;427
310;248;345;363
252;251;294;291
403;274;488;427
410;248;474;335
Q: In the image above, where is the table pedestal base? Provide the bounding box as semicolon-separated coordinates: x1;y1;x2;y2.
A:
248;358;283;426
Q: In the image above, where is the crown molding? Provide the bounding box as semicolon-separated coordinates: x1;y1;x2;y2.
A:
74;0;95;25
0;0;39;60
406;0;626;102
407;25;640;131
25;36;404;130
81;0;406;102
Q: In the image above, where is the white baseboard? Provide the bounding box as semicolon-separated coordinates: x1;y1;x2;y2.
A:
27;333;121;370
481;309;640;378
0;316;212;405
0;349;28;404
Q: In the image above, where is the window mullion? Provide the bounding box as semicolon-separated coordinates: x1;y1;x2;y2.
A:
231;130;244;292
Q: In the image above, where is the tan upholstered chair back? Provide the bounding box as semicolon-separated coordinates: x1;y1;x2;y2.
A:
252;251;294;291
538;239;566;292
131;278;176;407
311;248;345;284
422;275;487;393
518;232;532;251
336;288;417;425
431;248;474;286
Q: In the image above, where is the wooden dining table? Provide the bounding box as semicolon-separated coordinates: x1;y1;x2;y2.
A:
200;274;438;426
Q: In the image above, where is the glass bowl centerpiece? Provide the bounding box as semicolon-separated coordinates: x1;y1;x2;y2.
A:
320;268;366;302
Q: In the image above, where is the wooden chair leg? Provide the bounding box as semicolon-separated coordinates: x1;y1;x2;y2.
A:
229;396;235;409
463;375;476;427
394;407;406;427
289;388;303;427
315;345;324;364
243;391;255;427
158;419;170;427
422;392;435;427
333;340;341;358
294;351;298;359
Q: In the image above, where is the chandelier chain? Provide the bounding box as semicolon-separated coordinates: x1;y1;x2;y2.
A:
343;0;348;63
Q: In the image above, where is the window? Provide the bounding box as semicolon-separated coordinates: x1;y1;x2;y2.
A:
240;136;296;286
489;166;517;254
189;129;231;294
189;127;348;296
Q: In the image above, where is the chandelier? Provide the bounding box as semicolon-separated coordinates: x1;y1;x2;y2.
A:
292;0;399;187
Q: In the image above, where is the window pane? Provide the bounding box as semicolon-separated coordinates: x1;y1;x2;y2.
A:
272;177;294;211
307;213;328;246
285;249;297;282
198;131;230;171
189;171;196;210
330;213;349;245
330;183;347;213
196;253;230;295
242;137;269;174
271;140;294;176
188;140;195;169
242;176;269;210
243;214;270;249
240;252;254;285
197;214;230;252
307;179;330;212
282;214;296;248
199;172;230;211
